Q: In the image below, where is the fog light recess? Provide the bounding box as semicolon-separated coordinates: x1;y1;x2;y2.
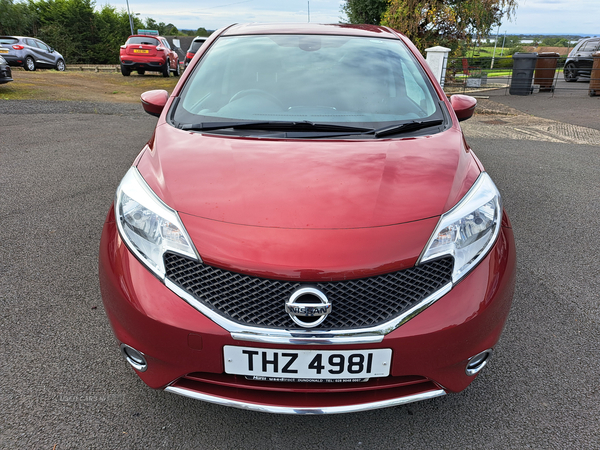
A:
466;349;492;376
120;344;148;372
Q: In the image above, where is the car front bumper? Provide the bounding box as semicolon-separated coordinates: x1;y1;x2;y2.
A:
99;207;516;414
0;65;12;84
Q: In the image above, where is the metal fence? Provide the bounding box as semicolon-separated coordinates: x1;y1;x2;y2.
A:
443;56;598;98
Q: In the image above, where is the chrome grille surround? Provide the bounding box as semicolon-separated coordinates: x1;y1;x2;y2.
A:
163;252;454;345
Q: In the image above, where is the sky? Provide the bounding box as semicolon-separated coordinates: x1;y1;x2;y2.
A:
106;0;600;36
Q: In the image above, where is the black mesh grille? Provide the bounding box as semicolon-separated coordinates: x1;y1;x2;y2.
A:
164;252;453;330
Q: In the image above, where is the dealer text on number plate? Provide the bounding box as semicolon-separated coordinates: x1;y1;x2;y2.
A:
224;346;392;379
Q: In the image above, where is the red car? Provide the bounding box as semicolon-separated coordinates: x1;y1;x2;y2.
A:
119;34;180;77
99;23;516;414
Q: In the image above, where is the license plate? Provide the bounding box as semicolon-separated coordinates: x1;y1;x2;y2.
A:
0;49;8;54
224;346;392;380
133;49;149;53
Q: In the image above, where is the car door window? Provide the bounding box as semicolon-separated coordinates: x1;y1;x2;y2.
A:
581;40;598;53
162;39;171;50
36;41;50;52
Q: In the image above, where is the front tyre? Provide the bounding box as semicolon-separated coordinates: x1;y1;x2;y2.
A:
55;59;65;71
564;63;578;82
24;56;35;71
162;59;170;77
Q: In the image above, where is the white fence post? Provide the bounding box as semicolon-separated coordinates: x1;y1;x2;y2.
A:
425;46;451;89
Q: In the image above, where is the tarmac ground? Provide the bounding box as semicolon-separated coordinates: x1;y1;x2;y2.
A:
469;77;600;131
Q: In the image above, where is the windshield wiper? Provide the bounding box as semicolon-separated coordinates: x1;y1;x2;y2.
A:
179;120;374;134
368;119;444;138
178;119;443;138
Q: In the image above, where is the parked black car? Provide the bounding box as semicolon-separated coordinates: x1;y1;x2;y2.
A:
0;36;65;71
0;55;13;84
184;36;207;68
564;37;599;82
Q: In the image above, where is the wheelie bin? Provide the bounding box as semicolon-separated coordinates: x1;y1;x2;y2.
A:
534;52;559;91
510;52;538;95
589;52;600;97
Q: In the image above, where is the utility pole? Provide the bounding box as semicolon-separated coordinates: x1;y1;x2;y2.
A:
126;0;134;35
490;25;500;69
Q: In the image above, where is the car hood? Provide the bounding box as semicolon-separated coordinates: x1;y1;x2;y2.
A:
136;124;480;229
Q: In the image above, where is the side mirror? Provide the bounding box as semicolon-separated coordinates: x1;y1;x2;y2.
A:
450;94;477;122
141;90;169;117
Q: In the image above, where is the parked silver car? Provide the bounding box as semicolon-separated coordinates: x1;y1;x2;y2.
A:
0;36;65;71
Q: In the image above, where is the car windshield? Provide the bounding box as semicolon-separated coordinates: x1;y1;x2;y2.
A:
127;37;160;46
0;38;18;45
173;34;442;131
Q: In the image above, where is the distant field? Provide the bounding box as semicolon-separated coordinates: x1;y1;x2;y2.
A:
465;46;513;58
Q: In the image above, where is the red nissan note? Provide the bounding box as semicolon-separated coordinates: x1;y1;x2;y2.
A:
99;23;516;414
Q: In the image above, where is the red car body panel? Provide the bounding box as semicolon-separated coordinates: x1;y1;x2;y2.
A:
99;23;517;413
99;208;516;395
136;127;480;229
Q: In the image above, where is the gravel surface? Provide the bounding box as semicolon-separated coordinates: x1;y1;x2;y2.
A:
0;100;145;116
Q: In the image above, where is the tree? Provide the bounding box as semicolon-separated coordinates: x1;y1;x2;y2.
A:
0;0;36;35
146;21;179;36
382;0;518;51
503;35;521;46
144;18;159;31
163;23;178;35
0;0;211;63
195;27;210;37
341;0;388;25
540;37;570;47
93;5;132;64
32;0;96;63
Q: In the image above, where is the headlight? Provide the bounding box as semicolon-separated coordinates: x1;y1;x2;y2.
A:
419;172;502;283
115;167;199;279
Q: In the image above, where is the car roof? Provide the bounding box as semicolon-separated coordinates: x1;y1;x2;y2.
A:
128;34;166;40
221;23;399;39
576;36;599;44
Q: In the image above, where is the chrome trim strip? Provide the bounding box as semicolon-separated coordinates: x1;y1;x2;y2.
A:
165;385;446;414
166;279;452;345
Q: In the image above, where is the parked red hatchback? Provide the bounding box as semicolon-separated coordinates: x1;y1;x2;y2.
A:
119;34;180;77
99;23;516;414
